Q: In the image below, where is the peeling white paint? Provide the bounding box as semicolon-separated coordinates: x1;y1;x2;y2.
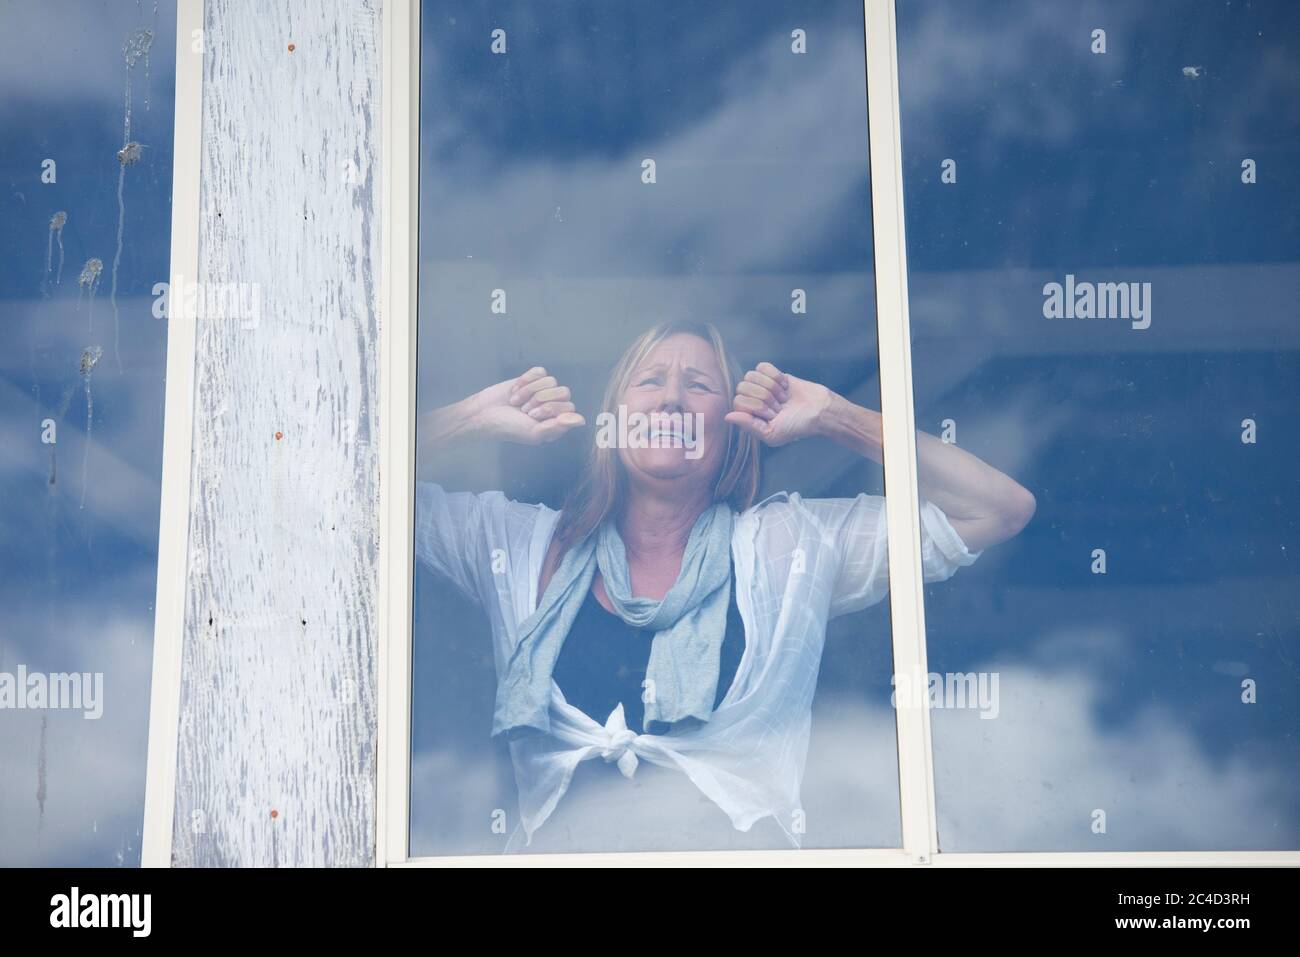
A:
78;346;103;509
171;0;381;867
117;142;145;165
36;715;48;830
44;211;67;295
111;29;154;372
76;258;103;332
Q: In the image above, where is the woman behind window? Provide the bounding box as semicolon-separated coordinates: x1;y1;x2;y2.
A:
415;320;1035;852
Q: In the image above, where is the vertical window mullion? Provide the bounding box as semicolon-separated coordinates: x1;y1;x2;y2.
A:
377;0;421;869
862;0;939;865
142;0;207;871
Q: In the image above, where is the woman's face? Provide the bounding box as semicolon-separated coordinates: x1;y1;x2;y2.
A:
615;333;730;496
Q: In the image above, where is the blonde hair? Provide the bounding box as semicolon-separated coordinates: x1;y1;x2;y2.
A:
550;320;761;559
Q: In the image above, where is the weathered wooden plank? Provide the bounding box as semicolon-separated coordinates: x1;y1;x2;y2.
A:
171;0;381;867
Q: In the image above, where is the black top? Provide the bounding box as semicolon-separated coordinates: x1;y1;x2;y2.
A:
551;569;746;735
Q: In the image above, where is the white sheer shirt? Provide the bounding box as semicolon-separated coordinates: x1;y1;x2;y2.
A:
415;481;981;847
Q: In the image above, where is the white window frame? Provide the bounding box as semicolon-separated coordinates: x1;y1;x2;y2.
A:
381;0;952;867
142;0;204;870
376;0;1300;867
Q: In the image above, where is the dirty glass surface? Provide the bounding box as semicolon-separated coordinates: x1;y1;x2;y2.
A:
410;0;916;855
897;0;1300;850
0;1;177;865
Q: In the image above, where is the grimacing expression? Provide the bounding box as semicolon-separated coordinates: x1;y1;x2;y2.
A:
616;333;730;491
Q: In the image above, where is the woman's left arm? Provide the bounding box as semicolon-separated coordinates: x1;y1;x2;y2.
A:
726;363;1036;552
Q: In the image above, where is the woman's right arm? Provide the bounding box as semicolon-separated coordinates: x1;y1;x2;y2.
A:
416;366;585;479
415;367;585;604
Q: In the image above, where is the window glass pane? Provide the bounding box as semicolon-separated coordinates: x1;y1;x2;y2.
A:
897;0;1300;850
0;1;177;865
411;0;923;855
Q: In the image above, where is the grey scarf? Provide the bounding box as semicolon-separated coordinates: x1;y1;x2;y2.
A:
492;503;736;739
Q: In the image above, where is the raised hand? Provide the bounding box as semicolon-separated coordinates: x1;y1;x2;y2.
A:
724;361;832;447
471;366;586;445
